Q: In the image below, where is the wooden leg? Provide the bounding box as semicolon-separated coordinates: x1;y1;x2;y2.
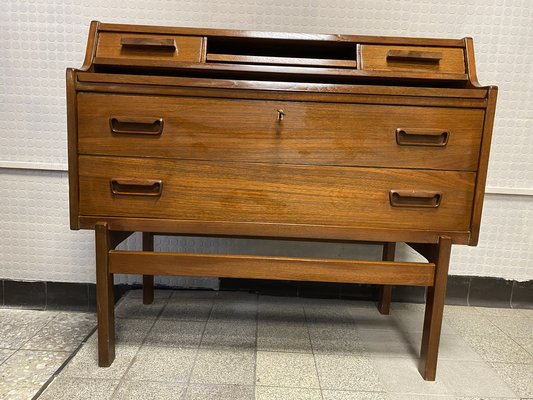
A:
419;236;452;381
95;222;115;367
142;232;155;305
377;242;396;315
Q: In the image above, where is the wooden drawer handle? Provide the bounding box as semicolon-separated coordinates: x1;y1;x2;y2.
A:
396;128;449;147
110;179;163;197
120;37;177;51
109;118;164;136
386;50;442;63
389;190;442;208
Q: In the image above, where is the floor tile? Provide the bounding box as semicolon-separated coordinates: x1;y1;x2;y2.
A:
304;304;356;326
144;319;204;348
115;296;168;320
185;383;254;399
38;377;119;400
114;380;186;400
200;320;256;350
258;302;306;324
0;349;15;365
513;336;533;356
0;349;69;386
0;380;43;400
309;324;366;355
257;321;312;353
462;334;533;363
256;386;321;400
209;301;257;323
62;342;139;380
160;300;213;321
256;351;319;388
315;354;383;392
22;312;95;351
113;318;155;346
474;306;522;317
488;362;533;398
322;390;390;400
391;310;456;334
486;315;533;338
0;309;57;349
349;308;399;331
358;329;418;360
125;289;173;299
390;302;426;312
442;305;480;316
443;313;504;337
392;395;453;400
371;357;450;395
407;334;483;362
190;348;255;385
438;360;516;397
124;346;196;382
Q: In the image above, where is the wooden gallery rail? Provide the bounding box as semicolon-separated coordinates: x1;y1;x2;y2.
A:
67;21;497;381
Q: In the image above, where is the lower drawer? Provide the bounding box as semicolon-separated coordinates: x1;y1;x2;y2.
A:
78;156;475;231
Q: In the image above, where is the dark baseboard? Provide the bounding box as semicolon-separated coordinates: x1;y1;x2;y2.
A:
0;276;531;311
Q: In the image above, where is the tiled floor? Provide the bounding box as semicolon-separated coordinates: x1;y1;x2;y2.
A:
1;290;532;400
0;308;96;399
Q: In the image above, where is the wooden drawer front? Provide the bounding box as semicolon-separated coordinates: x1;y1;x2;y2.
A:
78;93;484;171
95;33;203;65
79;156;475;231
360;45;465;75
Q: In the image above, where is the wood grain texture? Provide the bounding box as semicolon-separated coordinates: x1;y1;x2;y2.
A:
469;86;498;245
419;236;452;381
95;32;203;64
109;251;435;286
78;216;471;245
66;69;79;230
96;21;466;47
142;232;154;305
206;53;357;68
78;93;484;171
78;155;476;231
360;45;465;75
95;222;115;367
378;242;396;315
75;71;488;99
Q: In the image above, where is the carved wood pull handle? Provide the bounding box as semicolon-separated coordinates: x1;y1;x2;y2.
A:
120;37;177;51
389;190;442;208
110;179;163;197
386;50;442;63
109;118;164;136
396;128;449;147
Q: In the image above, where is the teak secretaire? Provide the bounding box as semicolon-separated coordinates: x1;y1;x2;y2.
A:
67;21;497;380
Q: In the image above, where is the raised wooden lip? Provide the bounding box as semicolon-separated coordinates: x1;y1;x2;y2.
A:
75;71;487;100
96;21;466;47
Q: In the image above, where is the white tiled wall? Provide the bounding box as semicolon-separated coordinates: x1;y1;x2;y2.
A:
1;0;532;283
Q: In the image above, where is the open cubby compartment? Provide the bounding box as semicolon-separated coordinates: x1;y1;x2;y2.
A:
206;36;357;68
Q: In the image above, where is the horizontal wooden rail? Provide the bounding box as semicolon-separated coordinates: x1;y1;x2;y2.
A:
108;251;435;286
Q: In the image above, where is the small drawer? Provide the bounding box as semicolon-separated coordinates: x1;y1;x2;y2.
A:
95;32;203;66
359;45;465;75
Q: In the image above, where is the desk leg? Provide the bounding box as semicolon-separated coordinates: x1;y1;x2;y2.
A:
377;242;396;315
142;232;155;305
95;222;115;367
419;236;452;381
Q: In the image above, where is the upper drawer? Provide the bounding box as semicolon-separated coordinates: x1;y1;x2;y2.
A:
77;93;484;171
359;45;465;75
94;32;203;66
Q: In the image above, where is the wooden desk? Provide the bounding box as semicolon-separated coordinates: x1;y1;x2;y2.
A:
67;21;497;380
